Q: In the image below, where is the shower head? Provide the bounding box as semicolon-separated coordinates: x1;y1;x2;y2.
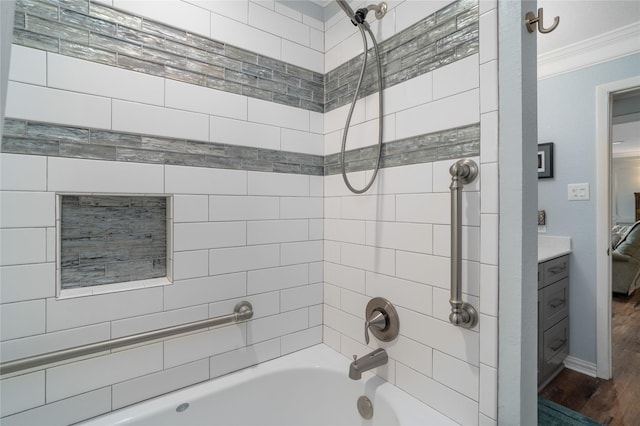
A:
336;1;387;26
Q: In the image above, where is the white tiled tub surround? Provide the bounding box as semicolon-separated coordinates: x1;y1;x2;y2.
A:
0;157;325;423
1;2;324;425
0;2;501;426
322;1;498;426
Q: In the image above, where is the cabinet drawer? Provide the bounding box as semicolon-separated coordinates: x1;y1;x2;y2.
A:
538;289;544;384
538;263;543;289
543;255;568;286
542;317;569;370
542;278;569;330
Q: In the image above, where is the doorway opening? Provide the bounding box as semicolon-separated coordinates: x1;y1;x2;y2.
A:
596;78;640;381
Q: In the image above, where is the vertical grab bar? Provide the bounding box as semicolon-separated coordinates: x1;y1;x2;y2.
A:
449;159;479;328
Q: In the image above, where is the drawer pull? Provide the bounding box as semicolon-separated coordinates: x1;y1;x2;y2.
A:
549;298;566;309
549;338;567;352
547;264;566;275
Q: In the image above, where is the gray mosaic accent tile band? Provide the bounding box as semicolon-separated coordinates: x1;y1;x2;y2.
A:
13;0;325;113
324;123;480;175
2;118;326;176
60;195;167;289
2;118;479;176
325;0;478;112
12;0;478;114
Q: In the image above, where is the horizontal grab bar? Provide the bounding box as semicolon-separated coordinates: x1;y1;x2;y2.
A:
0;301;253;376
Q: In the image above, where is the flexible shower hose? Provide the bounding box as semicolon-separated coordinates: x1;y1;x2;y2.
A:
340;23;384;194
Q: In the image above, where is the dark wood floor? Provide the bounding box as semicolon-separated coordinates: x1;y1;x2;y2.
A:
539;289;640;425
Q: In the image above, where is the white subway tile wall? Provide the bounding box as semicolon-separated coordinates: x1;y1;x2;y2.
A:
6;82;112;129
0;263;56;304
111;359;210;410
0;388;112;426
0;372;45;417
321;2;498;426
47;53;166;106
0;323;111;363
7;45;46;86
0;1;499;425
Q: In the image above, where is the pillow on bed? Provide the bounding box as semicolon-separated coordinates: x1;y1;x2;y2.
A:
612;224;631;249
616;224;640;258
612;233;622;248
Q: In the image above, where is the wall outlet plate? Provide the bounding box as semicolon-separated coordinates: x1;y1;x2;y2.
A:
568;183;590;201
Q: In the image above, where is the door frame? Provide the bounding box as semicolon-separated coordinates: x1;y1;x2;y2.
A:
595;76;640;379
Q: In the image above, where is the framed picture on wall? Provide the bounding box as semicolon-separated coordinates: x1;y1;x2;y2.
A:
538;142;554;179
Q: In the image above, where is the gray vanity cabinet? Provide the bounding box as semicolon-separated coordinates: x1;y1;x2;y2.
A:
538;255;569;387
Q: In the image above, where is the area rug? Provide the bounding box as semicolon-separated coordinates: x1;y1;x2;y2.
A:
538;397;604;425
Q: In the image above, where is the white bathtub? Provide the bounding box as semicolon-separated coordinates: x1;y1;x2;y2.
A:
80;344;457;426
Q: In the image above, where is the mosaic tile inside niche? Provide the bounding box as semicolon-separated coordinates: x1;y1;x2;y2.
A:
325;0;478;112
1;118;479;175
12;0;325;113
60;194;168;289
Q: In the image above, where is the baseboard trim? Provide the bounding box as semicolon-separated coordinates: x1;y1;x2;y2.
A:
564;356;597;377
538;23;640;80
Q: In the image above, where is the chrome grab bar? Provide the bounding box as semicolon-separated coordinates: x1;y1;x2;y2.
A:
0;301;253;376
449;159;478;328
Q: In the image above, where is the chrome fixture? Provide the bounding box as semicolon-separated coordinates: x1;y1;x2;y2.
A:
346;2;387;25
449;159;479;329
0;301;254;376
357;395;374;419
336;1;386;26
365;2;387;20
525;8;559;34
364;297;399;344
336;1;386;194
348;297;398;380
349;348;388;380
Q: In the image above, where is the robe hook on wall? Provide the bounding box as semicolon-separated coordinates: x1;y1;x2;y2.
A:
525;8;559;34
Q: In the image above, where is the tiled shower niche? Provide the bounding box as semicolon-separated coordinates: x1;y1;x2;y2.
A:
58;194;171;293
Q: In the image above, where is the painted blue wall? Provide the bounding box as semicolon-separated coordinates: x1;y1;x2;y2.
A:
538;53;640;364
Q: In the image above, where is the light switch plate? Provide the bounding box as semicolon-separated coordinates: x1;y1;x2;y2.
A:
568;183;590;201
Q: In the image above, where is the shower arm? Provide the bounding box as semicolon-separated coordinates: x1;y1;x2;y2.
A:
365;2;387;20
449;159;478;329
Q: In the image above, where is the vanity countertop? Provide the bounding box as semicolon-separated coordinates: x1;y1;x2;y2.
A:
538;235;571;263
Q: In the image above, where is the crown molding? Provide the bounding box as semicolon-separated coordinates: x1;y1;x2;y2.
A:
537;22;640;80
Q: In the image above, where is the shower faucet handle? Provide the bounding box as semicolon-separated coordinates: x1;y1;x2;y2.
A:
363;297;399;345
364;310;386;344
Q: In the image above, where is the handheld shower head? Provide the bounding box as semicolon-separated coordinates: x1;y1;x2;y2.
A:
354;8;369;24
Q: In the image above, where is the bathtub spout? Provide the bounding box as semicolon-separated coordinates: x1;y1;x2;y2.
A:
349;348;388;380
